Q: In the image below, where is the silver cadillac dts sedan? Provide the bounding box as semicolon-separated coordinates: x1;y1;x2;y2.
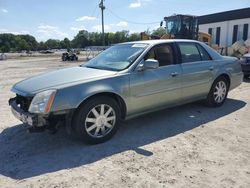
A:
9;39;243;144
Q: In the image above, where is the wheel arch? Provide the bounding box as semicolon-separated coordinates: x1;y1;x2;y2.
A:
215;73;231;88
75;92;127;120
205;73;231;107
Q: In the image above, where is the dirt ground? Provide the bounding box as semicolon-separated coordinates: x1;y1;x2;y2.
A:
0;57;250;188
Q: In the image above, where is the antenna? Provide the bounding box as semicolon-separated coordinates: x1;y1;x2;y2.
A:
99;0;105;46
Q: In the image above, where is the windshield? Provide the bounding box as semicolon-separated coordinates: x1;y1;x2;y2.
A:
83;43;148;71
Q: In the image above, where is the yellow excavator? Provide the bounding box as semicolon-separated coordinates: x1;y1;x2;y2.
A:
141;14;211;45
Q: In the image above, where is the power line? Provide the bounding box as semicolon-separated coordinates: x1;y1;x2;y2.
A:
90;0;100;17
106;7;160;25
84;0;100;31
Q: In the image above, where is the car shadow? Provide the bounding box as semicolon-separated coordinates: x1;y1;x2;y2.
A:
0;98;246;180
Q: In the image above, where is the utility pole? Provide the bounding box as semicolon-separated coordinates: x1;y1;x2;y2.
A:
99;0;105;46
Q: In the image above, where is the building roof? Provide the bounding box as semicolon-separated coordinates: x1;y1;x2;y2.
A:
198;7;250;25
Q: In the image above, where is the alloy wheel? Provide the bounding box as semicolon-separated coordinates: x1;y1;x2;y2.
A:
213;81;227;103
85;104;116;138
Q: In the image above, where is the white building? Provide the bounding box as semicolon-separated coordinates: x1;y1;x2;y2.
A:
199;8;250;47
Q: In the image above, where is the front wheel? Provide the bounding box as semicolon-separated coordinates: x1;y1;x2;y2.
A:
72;96;121;144
206;77;229;107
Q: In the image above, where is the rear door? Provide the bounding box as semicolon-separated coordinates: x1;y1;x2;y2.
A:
177;42;215;100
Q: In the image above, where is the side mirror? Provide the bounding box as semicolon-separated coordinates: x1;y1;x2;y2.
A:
137;59;159;71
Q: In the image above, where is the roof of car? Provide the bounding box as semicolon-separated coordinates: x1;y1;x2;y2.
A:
122;39;223;61
122;39;200;45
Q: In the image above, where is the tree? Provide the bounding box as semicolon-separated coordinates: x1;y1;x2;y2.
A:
128;33;140;41
0;28;161;52
15;37;30;51
59;38;71;49
0;33;16;52
0;41;10;52
45;39;61;49
71;30;89;48
152;27;166;37
18;35;38;50
38;42;48;50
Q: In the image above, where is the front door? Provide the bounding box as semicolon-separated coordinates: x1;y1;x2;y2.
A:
129;43;182;115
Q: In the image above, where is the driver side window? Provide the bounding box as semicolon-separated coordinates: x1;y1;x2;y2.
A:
144;44;174;67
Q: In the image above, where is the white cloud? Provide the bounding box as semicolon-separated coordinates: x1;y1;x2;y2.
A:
37;24;68;40
76;16;97;21
92;21;128;32
129;1;141;8
129;0;152;8
70;26;86;31
0;29;30;35
92;24;111;31
7;31;21;35
116;21;128;27
1;9;8;13
0;29;8;33
38;25;57;30
129;30;140;34
20;30;30;34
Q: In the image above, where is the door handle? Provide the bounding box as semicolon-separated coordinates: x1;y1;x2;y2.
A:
209;66;214;71
171;72;179;77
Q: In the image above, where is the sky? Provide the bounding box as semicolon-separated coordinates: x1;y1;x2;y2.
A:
0;0;249;41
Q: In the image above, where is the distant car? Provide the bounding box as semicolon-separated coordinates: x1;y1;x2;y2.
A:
9;40;243;144
0;53;7;60
240;53;250;79
62;52;78;61
39;50;54;54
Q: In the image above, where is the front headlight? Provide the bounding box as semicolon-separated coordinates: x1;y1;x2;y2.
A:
28;90;56;114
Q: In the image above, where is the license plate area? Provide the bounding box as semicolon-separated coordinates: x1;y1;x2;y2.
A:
11;103;34;126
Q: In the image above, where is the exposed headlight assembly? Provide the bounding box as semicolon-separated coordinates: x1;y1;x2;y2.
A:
28;90;56;114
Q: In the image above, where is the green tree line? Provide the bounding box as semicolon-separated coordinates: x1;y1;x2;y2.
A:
0;28;165;52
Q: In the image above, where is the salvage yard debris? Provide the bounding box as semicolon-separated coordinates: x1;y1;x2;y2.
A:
228;38;250;57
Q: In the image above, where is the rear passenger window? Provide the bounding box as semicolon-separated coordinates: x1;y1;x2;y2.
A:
178;43;201;63
196;44;212;61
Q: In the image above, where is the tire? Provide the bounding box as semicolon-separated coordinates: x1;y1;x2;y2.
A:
72;96;121;144
206;77;229;107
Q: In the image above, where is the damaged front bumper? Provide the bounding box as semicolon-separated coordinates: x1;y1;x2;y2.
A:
9;98;47;129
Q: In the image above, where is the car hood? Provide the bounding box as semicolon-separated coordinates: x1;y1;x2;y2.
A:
12;66;117;96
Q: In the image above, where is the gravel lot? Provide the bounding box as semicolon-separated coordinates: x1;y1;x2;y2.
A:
0;57;250;188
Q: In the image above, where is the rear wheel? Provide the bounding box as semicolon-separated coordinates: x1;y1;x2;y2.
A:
72;96;121;144
206;77;229;107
